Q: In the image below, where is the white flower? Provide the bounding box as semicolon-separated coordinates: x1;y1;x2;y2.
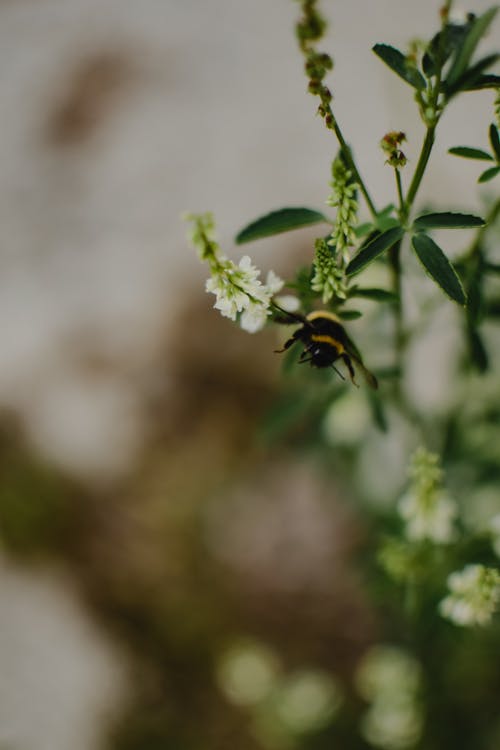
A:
205;256;283;332
265;269;285;296
355;646;423;750
398;489;457;544
240;302;269;333
205;273;249;320
439;564;500;627
274;294;301;312
186;213;283;333
361;699;423;750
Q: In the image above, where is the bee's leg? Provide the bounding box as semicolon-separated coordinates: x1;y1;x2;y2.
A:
332;365;346;381
341;354;359;387
274;336;296;354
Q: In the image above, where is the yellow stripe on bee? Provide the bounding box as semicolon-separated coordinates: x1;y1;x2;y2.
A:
310;334;344;353
306;310;341;324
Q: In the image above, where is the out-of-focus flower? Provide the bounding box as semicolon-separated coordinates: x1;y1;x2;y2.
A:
361;700;423;750
322;389;371;446
377;538;420;583
355;646;423;750
216;640;280;707
439;564;500;627
398;489;457;544
273;670;343;734
185;213;283;332
355;646;422;703
397;447;457;544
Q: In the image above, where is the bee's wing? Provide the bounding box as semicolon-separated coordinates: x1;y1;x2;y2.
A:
343;333;378;390
356;360;378;390
271;303;309;327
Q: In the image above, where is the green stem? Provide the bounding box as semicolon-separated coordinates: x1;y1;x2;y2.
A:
329;110;378;220
389;239;404;363
405;125;436;211
395;168;406;219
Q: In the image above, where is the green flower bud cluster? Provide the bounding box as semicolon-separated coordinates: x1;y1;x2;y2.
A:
311;238;346;303
295;0;335;131
311;158;358;303
295;0;327;49
326;158;359;263
380;131;408;169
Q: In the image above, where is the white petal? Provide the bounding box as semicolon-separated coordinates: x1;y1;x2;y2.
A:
274;294;301;313
240;304;269;333
265;270;284;294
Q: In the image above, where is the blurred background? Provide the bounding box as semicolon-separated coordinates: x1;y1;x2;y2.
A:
0;1;498;749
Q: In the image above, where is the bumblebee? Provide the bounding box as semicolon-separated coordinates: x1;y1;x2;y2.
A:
275;309;378;389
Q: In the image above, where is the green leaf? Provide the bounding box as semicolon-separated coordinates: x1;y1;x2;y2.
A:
448;146;494;161
373;44;426;90
413;212;485;230
235;207;329;244
411;233;466;304
346;226;404;276
337;309;362;320
489;123;500;161
478;166;500;183
377;203;397;216
376;216;401;232
463;73;500;90
446;53;500;95
484;262;500;274
350;287;398;303
423;23;471;77
354;222;374;238
446;7;499;89
374;204;399;232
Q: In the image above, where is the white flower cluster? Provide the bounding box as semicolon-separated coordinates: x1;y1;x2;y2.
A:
397;447;457;544
185;213;283;333
355;646;423;750
206;258;283;333
439;564;500;627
